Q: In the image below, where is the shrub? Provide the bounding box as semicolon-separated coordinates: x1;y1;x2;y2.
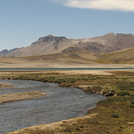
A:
75;128;81;131
131;101;134;104
117;82;134;91
64;128;72;132
117;92;130;96
130;105;134;108
111;113;119;118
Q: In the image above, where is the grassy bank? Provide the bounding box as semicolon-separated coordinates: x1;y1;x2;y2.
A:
0;70;134;134
0;83;15;88
0;91;46;104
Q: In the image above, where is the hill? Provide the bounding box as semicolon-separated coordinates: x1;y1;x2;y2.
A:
0;47;133;68
0;33;134;57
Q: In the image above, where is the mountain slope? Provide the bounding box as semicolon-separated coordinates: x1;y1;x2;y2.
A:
0;33;134;57
97;47;134;64
0;47;133;68
0;35;76;57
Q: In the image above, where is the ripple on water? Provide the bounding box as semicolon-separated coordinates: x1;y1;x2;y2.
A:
0;80;105;134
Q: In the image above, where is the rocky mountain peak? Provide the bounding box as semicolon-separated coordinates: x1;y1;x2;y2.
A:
37;34;67;43
0;49;9;57
1;49;8;52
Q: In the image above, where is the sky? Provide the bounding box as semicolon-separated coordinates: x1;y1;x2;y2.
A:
0;0;134;51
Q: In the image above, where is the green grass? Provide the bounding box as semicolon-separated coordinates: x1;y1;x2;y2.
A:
1;71;134;134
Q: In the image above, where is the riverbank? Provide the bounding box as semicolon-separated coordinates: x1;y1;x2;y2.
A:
0;91;46;104
1;70;134;134
0;83;15;88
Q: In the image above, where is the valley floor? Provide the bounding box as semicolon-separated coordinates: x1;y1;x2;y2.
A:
0;70;134;134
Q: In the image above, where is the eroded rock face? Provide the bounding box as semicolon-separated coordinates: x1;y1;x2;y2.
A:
36;35;67;43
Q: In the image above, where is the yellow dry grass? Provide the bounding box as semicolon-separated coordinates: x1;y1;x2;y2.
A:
0;91;46;103
0;83;15;88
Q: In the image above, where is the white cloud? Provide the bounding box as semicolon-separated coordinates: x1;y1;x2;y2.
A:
51;0;134;11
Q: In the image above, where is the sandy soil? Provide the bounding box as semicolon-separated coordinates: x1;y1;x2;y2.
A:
49;70;113;75
51;69;134;75
0;91;46;103
0;69;133;76
0;63;134;68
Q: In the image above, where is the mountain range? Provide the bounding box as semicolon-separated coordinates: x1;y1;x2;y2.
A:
1;33;134;57
0;33;134;68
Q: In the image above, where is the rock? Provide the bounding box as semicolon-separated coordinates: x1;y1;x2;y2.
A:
105;91;114;97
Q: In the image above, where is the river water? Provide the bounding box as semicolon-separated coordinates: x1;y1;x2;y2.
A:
0;68;134;71
0;80;105;134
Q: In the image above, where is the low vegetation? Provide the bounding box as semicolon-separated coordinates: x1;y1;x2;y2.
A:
0;71;134;134
0;91;46;104
0;83;15;88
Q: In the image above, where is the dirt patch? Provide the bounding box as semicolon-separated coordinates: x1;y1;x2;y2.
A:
48;70;112;75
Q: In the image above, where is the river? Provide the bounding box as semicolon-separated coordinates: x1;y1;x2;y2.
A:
0;80;105;133
0;68;134;71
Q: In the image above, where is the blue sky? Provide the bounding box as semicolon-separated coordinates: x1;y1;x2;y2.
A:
0;0;134;50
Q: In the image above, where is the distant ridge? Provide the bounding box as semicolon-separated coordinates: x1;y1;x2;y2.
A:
0;33;134;57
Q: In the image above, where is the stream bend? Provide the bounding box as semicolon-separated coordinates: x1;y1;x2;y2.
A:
0;80;105;134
